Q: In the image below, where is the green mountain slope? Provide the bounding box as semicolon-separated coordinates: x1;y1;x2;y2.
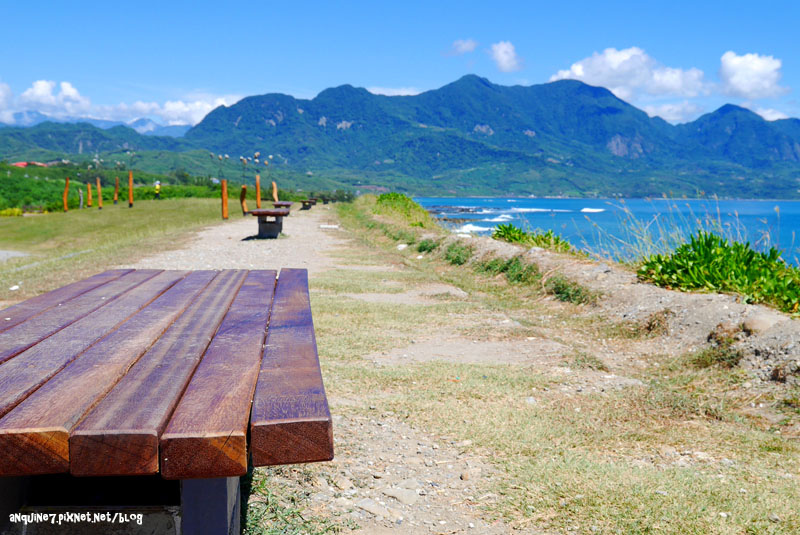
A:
2;75;800;198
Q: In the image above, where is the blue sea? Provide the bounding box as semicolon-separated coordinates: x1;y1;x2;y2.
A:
415;197;800;265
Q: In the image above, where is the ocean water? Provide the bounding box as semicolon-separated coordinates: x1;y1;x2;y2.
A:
415;197;800;265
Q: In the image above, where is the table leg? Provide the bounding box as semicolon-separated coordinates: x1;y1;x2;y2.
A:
256;216;283;239
0;477;29;532
180;477;240;535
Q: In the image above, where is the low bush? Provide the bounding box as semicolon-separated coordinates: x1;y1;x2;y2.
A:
374;192;435;228
545;275;597;305
492;223;572;253
638;231;800;314
475;256;539;284
444;242;473;265
416;239;439;253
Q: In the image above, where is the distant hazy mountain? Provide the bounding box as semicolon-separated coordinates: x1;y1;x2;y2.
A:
2;75;800;197
0;113;189;138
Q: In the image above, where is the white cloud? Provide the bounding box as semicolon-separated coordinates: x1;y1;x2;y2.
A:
451;39;478;55
366;86;422;96
7;79;240;126
719;51;788;99
753;107;789;121
0;82;12;123
550;47;708;101
642;100;704;123
490;41;522;72
20;80;91;116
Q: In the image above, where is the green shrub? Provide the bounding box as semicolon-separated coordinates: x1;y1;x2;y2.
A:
0;207;23;217
690;343;743;369
545;275;597;304
493;223;529;243
492;224;572;253
375;192;434;227
416;239;439;253
638;231;800;314
444;242;473;265
475;256;540;284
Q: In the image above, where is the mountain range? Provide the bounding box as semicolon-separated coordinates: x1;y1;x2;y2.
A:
0;111;190;137
2;75;799;198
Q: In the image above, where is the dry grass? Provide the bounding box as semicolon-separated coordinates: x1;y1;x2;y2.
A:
312;199;800;534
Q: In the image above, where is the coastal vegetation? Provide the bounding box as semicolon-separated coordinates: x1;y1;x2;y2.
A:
326;193;799;534
638;231;800;314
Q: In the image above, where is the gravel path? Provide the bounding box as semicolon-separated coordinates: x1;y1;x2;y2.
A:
117;206;525;533
120;206;346;272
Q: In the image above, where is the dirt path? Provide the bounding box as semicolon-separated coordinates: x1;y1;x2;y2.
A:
119;207;526;534
116;205;799;534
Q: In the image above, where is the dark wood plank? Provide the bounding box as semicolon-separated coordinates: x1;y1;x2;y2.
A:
0;270;159;365
250;268;334;466
69;270;248;477
249;209;290;217
0;271;216;476
160;270;277;479
0;269;132;334
0;270;184;420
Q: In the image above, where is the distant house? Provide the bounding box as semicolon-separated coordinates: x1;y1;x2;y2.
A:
10;161;48;168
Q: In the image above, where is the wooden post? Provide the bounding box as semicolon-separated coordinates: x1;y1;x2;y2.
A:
87;183;93;207
240;185;248;215
255;174;261;209
128;170;133;208
96;178;103;210
271;181;278;203
114;176;119;204
63;177;70;212
221;180;228;220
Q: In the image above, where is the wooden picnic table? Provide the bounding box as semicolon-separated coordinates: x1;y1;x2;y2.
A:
272;201;293;210
0;269;333;534
248;208;290;238
300;199;317;210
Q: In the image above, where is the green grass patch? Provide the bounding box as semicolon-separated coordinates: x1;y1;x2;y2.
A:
416;238;439;253
475;255;540;285
444;242;473;265
638;231;800;314
493;223;572;253
374;192;436;228
0;198;224;301
545;275;597;305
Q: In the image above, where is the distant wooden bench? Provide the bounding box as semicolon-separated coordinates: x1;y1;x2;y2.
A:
300;199;317;210
248;208;291;238
272;201;293;210
0;269;332;535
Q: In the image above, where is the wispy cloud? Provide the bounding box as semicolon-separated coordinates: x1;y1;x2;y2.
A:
451;39;478;55
2;79;241;125
642;101;704;123
366;86;422;96
489;41;522;72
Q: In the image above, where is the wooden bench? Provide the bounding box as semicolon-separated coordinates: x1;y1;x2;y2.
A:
0;269;332;534
272;201;293;211
299;199;317;210
248;208;290;238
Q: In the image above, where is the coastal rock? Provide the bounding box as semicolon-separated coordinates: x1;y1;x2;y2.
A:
743;313;783;334
382;487;419;505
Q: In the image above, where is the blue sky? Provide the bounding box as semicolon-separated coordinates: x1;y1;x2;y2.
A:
1;1;797;125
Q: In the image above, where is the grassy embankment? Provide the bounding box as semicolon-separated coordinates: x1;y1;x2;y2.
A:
0;198;226;302
304;193;800;534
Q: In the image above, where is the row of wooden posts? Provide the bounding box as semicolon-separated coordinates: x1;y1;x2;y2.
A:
220;174;279;220
60;171;277;218
62;171;134;211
